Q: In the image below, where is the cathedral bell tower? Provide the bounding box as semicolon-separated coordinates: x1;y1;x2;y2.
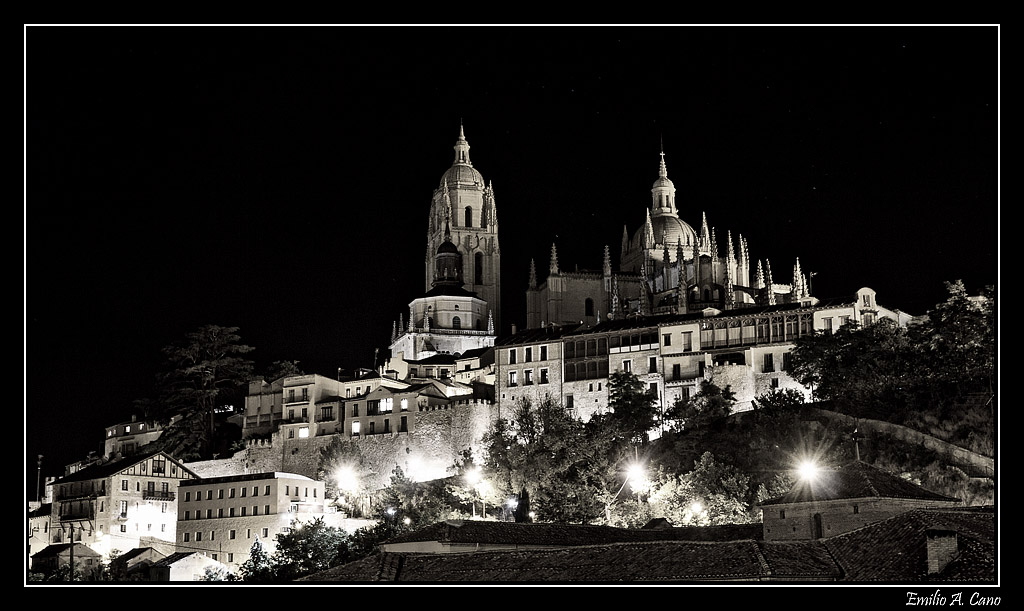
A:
425;125;502;333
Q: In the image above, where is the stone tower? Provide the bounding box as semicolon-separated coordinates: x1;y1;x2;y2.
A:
425;125;502;333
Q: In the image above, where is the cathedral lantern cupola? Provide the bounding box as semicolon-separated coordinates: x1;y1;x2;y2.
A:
651;150;677;218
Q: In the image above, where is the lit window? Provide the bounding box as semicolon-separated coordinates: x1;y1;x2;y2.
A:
299;427;309;438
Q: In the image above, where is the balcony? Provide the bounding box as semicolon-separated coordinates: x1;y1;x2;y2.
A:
142;490;176;501
59;508;96;522
283;395;310;405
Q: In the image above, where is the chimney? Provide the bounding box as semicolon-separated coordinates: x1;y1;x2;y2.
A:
926;529;959;575
511;323;517;335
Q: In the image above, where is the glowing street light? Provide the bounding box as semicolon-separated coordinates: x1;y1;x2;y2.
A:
798;460;820;481
335;467;358;495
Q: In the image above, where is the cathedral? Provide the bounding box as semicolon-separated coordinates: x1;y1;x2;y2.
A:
526;151;816;329
388;126;501;363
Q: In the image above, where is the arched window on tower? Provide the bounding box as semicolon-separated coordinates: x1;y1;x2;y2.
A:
452;316;462;329
465;206;473;228
585;298;595;317
474;252;484;284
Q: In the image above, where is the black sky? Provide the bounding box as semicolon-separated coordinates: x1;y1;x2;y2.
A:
25;25;999;493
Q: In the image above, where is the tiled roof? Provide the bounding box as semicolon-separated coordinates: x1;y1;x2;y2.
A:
300;507;994;584
151;552;197;567
823;508;995;582
760;461;960;505
31;543;101;559
53;449;195;485
302;538;840;583
494;324;584;346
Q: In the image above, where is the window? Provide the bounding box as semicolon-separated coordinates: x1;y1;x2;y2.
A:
122;480;128;491
782;352;792;371
352;403;359;417
763;353;775;373
218;489;224;500
508;371;518;387
823;317;834;334
452;316;461;329
299;427;309;438
241;507;247;516
185;491;191;502
196;532;203;542
540;368;549;384
622;360;632;373
649;383;658;396
465;206;473;228
509;349;517;364
229;488;235;498
672;363;681;380
184;533;191;543
352;422;361;435
120;524;127;533
524;369;533;385
288;429;295;438
401;398;408;411
771;378;780;388
265;485;271;495
540;345;548;361
206;490;212;500
321;405;334;420
206;509;212;519
262;528;269;538
264;505;270;515
229;508;235;517
853;504;859;514
384;418;391;433
241;487;247;498
585;298;594;317
369;421;375;434
780;510;786;519
152;457;166;474
525;347;532;362
185;510;190;520
120;501;128;518
218;508;224;518
475;252;484;281
682;331;692;352
663;334;671;347
565;394;574;409
228;553;234;563
649;356;657;373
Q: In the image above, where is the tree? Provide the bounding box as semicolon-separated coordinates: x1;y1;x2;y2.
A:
239;537;276;582
155;325;254;460
751;387;805;415
317;437;372;516
200;566;239;581
606;371;660;444
263;359;304;382
647;452;756;525
665;380;736;433
272;517;351;580
483;397;612;524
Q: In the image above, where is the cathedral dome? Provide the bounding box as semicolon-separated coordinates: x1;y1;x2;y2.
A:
652;175;675;190
442;164;485;188
653;215;696;247
437;239;460;255
631;214;697;250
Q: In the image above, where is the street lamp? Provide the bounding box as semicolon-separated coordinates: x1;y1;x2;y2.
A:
798;460;820;482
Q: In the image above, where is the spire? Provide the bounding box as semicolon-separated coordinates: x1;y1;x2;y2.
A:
602;245;612;277
727;230;735;261
528;258;538;289
710;228;718;260
621;225;630;257
793;257;805;298
611;276;620;319
549;243;559;275
765;260;776;305
399;312;405;335
755;260;765;290
691;239;700;289
700;212;711;252
391;320;397;344
453;123;471;165
725;258;735;307
659;149;668;178
408;306;415;332
487;180;498;228
662;241;671;290
487;310;494;334
643;209;655;247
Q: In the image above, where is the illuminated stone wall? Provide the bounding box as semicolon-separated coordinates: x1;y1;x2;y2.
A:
233;402;499;492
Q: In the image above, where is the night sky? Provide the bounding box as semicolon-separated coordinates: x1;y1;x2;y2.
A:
25;26;998;495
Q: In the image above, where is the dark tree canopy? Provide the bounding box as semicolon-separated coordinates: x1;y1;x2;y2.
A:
154;324;254;460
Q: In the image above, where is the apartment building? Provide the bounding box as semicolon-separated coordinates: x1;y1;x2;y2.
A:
48;449;198;559
176;472;326;570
